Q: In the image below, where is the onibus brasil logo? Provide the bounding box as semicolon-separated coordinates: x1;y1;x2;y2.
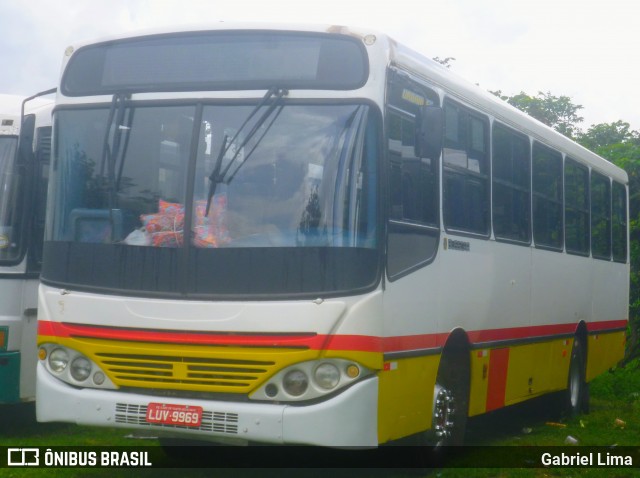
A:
6;447;153;467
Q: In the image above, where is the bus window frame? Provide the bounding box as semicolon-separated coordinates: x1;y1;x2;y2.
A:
612;180;628;264
532;141;564;252
590;170;612;261
384;69;441;281
564;157;590;257
491;121;532;246
442;98;491;239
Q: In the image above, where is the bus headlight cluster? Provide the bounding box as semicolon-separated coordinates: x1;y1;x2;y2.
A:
38;344;116;390
48;348;69;373
251;359;371;402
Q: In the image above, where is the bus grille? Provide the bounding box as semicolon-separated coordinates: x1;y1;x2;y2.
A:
114;403;239;434
95;353;279;393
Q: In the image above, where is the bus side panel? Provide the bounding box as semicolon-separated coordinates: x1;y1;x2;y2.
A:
0;276;38;402
503;339;572;406
591;261;629;333
19;279;39;400
468;339;572;416
469;348;490;416
588;259;628;381
531;250;592;330
377;354;440;443
0;352;20;403
586;331;626;382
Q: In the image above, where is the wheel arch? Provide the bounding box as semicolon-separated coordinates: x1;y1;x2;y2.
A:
441;327;472;369
574;321;588;362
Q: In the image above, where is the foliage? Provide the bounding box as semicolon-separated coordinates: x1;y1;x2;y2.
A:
491;90;584;139
589;357;640;399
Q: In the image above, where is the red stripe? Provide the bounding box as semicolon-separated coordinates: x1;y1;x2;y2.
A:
38;321;381;352
382;333;446;353
38;319;627;353
486;348;509;411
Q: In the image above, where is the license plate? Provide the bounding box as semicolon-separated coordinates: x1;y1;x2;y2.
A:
145;402;203;427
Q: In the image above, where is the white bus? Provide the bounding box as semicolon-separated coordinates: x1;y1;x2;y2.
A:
0;93;53;404
36;24;628;447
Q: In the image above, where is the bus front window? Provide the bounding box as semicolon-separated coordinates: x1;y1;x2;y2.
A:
44;102;380;297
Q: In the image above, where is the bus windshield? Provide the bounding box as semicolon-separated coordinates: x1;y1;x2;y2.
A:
0;135;20;262
44;101;380;298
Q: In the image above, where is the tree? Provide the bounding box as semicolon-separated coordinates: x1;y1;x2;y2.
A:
578;121;639;152
491;90;584;139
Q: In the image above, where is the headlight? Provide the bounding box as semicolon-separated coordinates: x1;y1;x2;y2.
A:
70;356;92;381
251;358;372;402
48;348;69;373
314;363;340;390
39;343;117;390
283;369;308;396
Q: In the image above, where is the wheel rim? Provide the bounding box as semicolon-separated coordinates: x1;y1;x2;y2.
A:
433;385;456;444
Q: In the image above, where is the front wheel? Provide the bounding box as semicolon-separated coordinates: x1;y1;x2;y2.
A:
429;355;469;447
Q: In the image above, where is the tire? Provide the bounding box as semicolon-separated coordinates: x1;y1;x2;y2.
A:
564;336;587;418
430;354;469;447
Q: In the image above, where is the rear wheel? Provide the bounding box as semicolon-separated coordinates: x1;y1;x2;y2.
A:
564;336;587;417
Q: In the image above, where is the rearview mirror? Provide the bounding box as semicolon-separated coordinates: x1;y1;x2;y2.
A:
18;114;36;163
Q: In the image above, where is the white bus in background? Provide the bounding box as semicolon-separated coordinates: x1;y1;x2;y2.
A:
0;92;53;404
36;24;628;447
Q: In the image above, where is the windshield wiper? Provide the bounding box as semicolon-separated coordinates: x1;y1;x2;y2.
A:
98;93;133;242
100;93;131;210
205;87;288;214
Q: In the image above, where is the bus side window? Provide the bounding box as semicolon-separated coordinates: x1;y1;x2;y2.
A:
612;181;627;262
532;142;563;250
388;112;437;225
443;100;490;236
591;171;611;260
564;158;589;256
492;123;531;244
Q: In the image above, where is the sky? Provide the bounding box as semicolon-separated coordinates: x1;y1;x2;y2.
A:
2;0;639;131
